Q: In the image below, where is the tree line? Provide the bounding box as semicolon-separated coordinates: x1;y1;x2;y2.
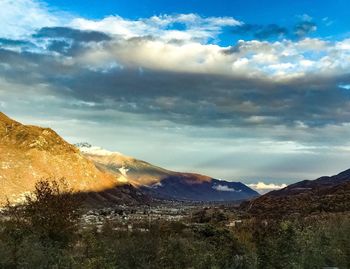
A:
0;179;349;268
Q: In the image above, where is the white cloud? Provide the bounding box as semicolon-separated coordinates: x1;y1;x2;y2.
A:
338;84;350;90
2;1;350;184
297;14;313;22
248;182;287;194
213;184;240;192
71;36;350;81
322;17;334;27
1;1;350;81
70;13;241;43
0;0;67;38
78;144;115;156
76;40;233;75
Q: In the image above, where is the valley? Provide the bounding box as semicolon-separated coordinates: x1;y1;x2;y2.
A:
0;112;349;269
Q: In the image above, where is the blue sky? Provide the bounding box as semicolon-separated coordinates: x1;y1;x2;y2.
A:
45;0;350;43
45;0;345;23
1;0;350;192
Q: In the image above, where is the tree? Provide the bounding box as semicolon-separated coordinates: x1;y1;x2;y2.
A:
23;178;82;247
0;200;28;268
0;178;82;268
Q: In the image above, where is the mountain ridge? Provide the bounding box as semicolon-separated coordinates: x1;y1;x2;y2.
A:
244;168;350;216
0;113;125;204
0;112;258;205
77;143;259;201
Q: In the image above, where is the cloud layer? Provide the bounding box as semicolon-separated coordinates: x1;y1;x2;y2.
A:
1;0;350;184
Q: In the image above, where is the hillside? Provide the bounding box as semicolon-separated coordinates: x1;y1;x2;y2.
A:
0;112;257;205
0;112;140;205
244;168;350;217
79;143;259;201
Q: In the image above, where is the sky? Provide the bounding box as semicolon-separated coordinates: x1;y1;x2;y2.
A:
1;0;350;192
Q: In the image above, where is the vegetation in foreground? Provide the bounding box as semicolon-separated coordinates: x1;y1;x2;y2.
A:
0;180;349;269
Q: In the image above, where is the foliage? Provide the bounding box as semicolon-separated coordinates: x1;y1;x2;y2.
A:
0;182;349;268
24;179;81;246
252;216;350;269
0;178;81;268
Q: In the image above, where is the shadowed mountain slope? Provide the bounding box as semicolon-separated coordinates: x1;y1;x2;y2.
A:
79;144;259;202
244;168;350;217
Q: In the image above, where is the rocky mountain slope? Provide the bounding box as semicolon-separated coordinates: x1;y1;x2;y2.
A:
0;112;142;205
0;112;257;205
78;143;259;201
244;168;350;217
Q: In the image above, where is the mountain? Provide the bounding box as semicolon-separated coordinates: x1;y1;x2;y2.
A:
0;112;257;205
77;142;172;187
141;176;258;202
244;168;350;217
0;112;146;205
78;143;259;201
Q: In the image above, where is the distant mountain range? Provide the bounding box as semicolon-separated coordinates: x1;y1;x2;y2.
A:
0;112;258;205
2;111;349;214
78;143;259;202
245;168;350;217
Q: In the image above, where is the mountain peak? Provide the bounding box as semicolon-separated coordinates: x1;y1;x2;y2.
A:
334;168;350;180
0;113;78;154
0;112;19;126
0;115;125;205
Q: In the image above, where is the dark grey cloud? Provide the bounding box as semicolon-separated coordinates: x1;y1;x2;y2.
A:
231;20;317;40
231;24;288;40
0;0;348;184
1;42;350;138
221;44;241;55
33;27;112;43
47;40;72;54
1;27;350;149
0;38;36;52
1;29;350;182
0;38;30;46
30;27;113;56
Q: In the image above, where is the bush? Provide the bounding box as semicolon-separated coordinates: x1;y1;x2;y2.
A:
0;178;81;268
